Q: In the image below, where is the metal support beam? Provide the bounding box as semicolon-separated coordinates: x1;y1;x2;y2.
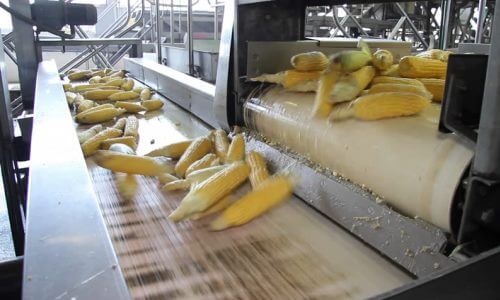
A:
156;0;162;64
476;0;487;43
187;0;194;75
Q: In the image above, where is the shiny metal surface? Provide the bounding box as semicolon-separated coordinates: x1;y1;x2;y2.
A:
23;61;129;300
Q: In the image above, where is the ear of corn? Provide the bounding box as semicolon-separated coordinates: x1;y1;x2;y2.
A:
158;173;179;185
399;56;447;78
416;49;453;62
186;153;218;176
141;99;164;111
246;151;269;189
378;64;400;77
372;76;425;87
108;70;125;78
74;104;114;121
145;139;192;158
108;143;135;155
331;66;376;103
108;91;140;101
162;179;191;191
124;115;139;137
89;76;102;84
290;51;329;72
418;78;445;102
76;99;96;113
114;101;146;113
76;107;126;124
312;56;342;118
190;195;234;220
368;83;433;99
282;70;322;88
101;78;123;85
140;88;152;100
63;83;73;92
210;175;293;231
372;49;394;71
83;89;121;101
339;50;372;72
115;174;138;202
68;70;91;81
95;150;173;176
101;136;137;150
133;87;143;94
90;69;106;77
81;128;122;156
77;124;103;144
169;161;250;222
185;165;227;186
174;137;213;177
214;130;230;161
74;83;104;92
250;72;285;85
112;117;127;130
65;92;77;105
121;78;134;91
225;134;245;163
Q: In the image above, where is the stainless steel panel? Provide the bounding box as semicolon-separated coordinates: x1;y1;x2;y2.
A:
457;43;490;54
23;61;129;300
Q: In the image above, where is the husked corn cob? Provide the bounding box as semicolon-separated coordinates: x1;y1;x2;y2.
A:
338;48;372;72
186;153;218;176
379;64;400;77
133;87;143;94
89;76;102;84
174;137;213;177
108;143;135;155
84;89;121;101
124;115;139;137
169;161;250;222
101;136;137;150
95;150;173;176
112;117;127;130
312;56;342;118
211;175;293;230
81;128;122;156
63;83;73;92
74;83;103;92
121;78;134;91
191;195;234;220
77;124;103;144
65;92;77;105
145;140;192;158
114;101;146;113
108;91;140;101
115;174;138;201
372;76;425;87
75;104;115;121
331;66;376;103
225;134;245;163
282;70;322;88
68;70;91;81
399;56;447;78
246;151;269;189
102;78;123;86
77;108;126;124
368;83;433;99
290;51;329;71
372;49;394;71
416;49;453;62
158;173;179;185
214;130;229;161
329;92;430;121
250;72;285;85
162;180;191;191
141;99;164;111
108;70;125;78
140;88;152;100
163;165;227;191
76;99;96;113
418;78;445;102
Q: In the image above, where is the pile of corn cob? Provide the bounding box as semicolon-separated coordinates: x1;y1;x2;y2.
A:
251;40;450;121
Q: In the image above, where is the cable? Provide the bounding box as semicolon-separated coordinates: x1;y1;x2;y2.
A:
0;2;75;39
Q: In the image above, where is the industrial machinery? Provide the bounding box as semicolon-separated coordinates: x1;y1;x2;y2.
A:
1;0;500;299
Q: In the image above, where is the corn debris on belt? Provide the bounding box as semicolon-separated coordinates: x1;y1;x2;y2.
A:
225;134;245;163
246;151;269;189
146;139;192;158
174;137;213;177
169;161;250;222
282;70;322;89
418;78;445;102
372;49;394;71
95;150;173;176
372;76;425;87
214;130;230;161
290;51;329;71
399;56;447;79
211;175;294;231
416;49;453;62
368;83;433;100
141;99;164;111
329;92;430;121
312;56;342;118
124;115;139;137
330;66;376;103
108;91;140;101
77;124;103;144
81;128;123;157
101;136;138;150
114;101;146;113
185;153;218;176
76;107;126;124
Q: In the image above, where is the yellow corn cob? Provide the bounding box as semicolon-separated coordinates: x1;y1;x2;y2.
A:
68;70;91;81
225;134;245;163
89;76;102;84
114;101;146;113
101;136;138;150
329;92;430;121
77;124;103;144
74;83;104;92
368;83;433;99
331;66;376;103
133;87;143;94
163;165;227;191
76;99;96;113
379;64;400;77
418;78;445;102
145;139;192;158
108;91;140;101
372;76;425;87
290;51;329;71
141;99;164;111
108;70;125;78
114;174;138;202
158;173;179;185
174;137;213;177
214;130;229;161
312;56;342;118
211;157;221;166
246;151;269;189
105;78;125;87
65;92;77;105
191;195;234;220
75;103;114;119
77;108;126;124
338;49;372;72
81;128;122;156
99;76;121;83
250;72;285;85
399;56;447;78
162;180;191;191
186;153;218;176
140;88;152;100
112;117;127;130
372;49;394;71
89;70;105;78
282;70;322;89
169;161;250;221
416;49;453;62
124;115;139;137
121;78;134;91
210;175;294;230
108;143;135;155
95;150;173;175
63;83;73;92
83;89;121;101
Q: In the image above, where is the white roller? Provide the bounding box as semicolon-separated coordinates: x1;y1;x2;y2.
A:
245;86;474;231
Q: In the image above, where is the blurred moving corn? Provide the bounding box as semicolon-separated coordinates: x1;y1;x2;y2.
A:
368;83;433;100
95;150;173;176
174;137;213;177
226;134;245;163
246;151;269;189
214;130;229;161
124;115;139;137
190;195;234;220
418;78;445;102
312;56;342;118
372;49;393;71
416;49;453;62
101;136;137;150
399;56;447;78
379;64;400;77
81;128;123;157
77;124;103;144
282;70;322;89
115;174;138;201
158;173;179;185
331;66;376;103
372;76;425;87
290;51;329;71
146;139;192;158
210;175;294;231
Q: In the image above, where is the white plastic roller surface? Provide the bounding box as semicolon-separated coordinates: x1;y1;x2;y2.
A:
245;86;474;231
